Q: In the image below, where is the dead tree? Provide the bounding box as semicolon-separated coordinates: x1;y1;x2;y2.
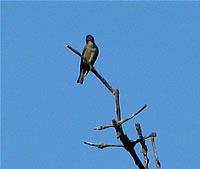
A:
67;44;161;169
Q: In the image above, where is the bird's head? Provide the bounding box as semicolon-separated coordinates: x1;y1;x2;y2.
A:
86;35;94;43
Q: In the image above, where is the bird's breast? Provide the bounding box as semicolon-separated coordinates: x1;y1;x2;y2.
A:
83;46;98;65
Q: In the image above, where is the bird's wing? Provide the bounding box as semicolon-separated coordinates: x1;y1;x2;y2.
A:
82;45;86;56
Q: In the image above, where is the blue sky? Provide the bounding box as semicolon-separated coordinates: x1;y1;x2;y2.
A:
2;1;200;169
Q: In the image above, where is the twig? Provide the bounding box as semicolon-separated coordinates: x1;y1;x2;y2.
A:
94;105;147;131
94;124;114;130
118;105;147;125
66;44;82;58
135;124;149;169
146;132;156;139
132;133;156;146
151;136;161;169
84;141;124;149
115;89;121;121
66;44;117;95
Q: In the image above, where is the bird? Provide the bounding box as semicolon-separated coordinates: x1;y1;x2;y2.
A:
77;35;99;84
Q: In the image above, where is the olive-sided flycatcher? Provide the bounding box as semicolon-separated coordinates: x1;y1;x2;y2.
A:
77;35;99;84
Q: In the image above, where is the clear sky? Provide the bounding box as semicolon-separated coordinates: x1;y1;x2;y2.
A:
2;1;200;169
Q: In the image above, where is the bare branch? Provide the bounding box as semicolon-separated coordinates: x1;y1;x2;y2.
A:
95;105;147;131
115;89;121;121
66;44;82;58
151;137;161;169
91;68;117;95
94;124;114;130
135;124;149;169
145;132;156;139
118;105;147;125
131;133;157;147
84;141;124;149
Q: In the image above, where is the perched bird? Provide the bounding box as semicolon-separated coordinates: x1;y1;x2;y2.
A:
77;35;99;84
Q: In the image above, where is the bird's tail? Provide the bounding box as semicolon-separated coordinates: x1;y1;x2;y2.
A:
77;69;89;84
77;73;84;84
